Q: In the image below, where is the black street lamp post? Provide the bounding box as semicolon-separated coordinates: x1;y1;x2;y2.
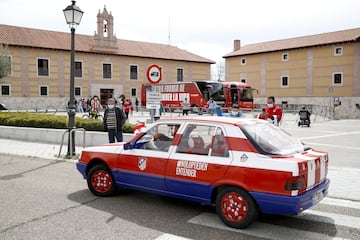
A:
63;0;83;157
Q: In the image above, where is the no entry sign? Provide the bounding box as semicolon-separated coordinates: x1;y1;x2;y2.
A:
146;64;162;84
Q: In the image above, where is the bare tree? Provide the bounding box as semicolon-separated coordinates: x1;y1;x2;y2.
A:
211;61;225;82
0;44;11;79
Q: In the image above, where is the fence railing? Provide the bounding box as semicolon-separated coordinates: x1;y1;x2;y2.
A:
58;128;86;158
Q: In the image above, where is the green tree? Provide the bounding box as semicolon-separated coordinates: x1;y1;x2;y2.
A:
0;44;11;79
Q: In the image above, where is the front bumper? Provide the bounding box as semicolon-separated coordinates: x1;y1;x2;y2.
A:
76;162;87;179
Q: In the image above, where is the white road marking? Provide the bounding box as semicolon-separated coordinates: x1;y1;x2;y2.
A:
299;131;360;140
302;142;360;150
298;209;360;229
155;233;193;240
321;197;360;210
188;212;351;240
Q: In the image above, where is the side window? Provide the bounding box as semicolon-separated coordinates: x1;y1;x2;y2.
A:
39;85;48;96
1;84;11;96
282;53;289;61
334;47;343;56
103;63;112;79
37;58;49;76
333;72;343;86
136;124;180;152
75;61;83;77
281;75;289;88
75;86;82;97
210;128;229;157
130;65;138;80
241;58;246;65
176;124;215;155
176;68;184;82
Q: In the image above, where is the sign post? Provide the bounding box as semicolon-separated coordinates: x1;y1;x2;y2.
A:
146;64;162;122
146;90;161;110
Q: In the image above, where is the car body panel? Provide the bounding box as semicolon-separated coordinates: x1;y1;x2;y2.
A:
77;116;329;216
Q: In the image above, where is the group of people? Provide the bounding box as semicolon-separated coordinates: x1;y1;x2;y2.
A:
179;96;284;122
74;95;133;143
103;95;310;144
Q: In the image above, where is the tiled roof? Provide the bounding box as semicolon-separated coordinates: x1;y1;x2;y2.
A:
0;24;215;64
223;28;360;58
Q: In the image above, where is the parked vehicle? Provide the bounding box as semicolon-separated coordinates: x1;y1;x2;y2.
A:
141;81;254;111
76;116;329;229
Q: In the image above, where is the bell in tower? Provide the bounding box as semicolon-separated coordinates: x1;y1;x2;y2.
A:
93;6;118;52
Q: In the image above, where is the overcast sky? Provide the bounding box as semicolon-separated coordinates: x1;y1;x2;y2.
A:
1;0;360;63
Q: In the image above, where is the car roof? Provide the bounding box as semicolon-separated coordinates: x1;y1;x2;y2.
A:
157;116;265;126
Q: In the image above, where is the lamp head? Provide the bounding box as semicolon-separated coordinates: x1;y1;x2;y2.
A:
63;1;84;29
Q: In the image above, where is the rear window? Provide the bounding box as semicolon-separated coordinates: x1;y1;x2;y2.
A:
240;123;304;155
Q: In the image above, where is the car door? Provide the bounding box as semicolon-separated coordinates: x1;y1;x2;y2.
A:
117;123;179;192
165;123;232;203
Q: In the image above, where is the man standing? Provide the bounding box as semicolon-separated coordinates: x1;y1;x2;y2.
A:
103;98;126;143
181;98;191;116
264;96;283;125
207;98;217;116
135;97;139;112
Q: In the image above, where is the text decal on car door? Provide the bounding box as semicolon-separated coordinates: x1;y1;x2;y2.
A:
176;160;208;177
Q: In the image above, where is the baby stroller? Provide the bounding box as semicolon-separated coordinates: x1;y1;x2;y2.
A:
298;107;311;127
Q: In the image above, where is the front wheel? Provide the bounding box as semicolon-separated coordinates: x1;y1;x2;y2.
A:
87;164;117;197
216;187;258;229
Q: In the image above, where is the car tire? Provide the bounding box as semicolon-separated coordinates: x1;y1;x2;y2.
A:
87;164;117;197
216;187;258;229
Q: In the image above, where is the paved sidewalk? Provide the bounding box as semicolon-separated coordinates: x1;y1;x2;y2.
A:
0;138;359;202
0;138;83;160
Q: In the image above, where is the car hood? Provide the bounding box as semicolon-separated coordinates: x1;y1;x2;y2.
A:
81;143;125;155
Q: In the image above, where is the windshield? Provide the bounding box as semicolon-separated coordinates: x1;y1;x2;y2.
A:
240;88;253;101
240;123;304;155
195;81;225;103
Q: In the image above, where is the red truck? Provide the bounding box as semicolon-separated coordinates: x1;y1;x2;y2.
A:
141;81;254;111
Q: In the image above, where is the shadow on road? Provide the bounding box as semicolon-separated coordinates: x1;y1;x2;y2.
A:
67;188;341;238
0;160;61;181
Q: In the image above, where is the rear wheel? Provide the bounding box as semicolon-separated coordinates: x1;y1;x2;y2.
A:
216;187;258;229
96;114;103;121
87;164;117;197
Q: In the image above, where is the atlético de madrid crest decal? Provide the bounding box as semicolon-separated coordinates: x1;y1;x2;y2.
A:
138;157;147;171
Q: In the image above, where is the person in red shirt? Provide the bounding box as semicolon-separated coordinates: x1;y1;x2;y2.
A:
264;96;283;125
123;99;131;119
258;108;268;120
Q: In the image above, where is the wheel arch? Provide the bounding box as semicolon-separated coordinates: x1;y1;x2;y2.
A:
86;158;109;176
211;183;261;211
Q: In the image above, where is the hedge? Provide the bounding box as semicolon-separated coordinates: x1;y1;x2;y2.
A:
0;112;136;133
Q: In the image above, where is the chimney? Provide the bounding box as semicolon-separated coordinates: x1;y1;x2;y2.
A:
234;40;241;51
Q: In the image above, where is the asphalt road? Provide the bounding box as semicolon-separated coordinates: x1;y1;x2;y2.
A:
280;118;360;169
0;154;359;240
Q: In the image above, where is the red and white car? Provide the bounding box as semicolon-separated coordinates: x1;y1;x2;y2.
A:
77;116;330;229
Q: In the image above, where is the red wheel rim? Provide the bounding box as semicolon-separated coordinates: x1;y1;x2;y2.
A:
221;191;248;223
90;170;113;193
